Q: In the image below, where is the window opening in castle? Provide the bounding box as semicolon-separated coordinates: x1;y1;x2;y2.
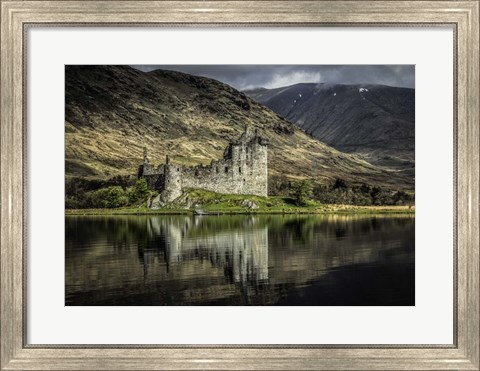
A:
225;166;228;173
239;167;242;174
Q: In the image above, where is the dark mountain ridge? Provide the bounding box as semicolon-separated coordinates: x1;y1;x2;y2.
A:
245;82;415;171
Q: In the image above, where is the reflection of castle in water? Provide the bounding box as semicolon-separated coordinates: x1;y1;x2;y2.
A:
137;216;268;286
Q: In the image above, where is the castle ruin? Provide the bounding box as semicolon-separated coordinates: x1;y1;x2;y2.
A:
138;127;268;203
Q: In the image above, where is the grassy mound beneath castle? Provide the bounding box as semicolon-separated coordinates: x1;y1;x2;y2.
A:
184;189;413;214
184;188;313;213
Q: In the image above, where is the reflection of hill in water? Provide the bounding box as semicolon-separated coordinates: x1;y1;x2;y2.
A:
65;215;414;305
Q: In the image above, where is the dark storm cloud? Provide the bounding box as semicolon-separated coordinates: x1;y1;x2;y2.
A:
132;65;415;90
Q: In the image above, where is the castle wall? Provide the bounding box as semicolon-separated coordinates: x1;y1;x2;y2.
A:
162;163;183;202
140;164;166;191
174;139;267;198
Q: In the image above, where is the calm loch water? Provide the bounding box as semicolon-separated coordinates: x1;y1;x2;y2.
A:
65;214;414;306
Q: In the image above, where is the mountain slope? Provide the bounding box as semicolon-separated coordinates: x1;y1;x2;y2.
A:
245;83;415;170
65;66;413;190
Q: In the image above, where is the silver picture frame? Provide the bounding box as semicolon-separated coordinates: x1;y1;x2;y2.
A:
1;1;479;370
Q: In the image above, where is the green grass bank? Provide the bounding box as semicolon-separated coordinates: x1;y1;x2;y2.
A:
66;189;414;216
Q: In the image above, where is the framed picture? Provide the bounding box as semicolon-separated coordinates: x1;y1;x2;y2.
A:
1;0;479;370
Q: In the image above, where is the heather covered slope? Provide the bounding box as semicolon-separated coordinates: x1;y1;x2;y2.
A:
65;65;413;190
246;83;415;172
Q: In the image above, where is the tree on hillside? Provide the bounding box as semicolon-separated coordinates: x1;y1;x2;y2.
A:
126;177;150;205
289;180;313;206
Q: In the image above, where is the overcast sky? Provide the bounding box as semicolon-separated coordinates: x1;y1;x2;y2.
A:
132;65;414;90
